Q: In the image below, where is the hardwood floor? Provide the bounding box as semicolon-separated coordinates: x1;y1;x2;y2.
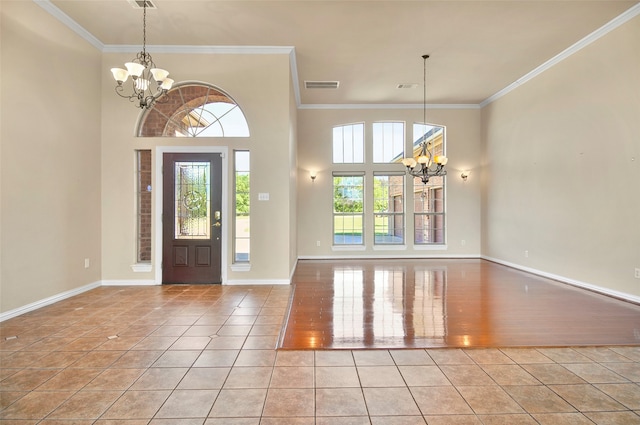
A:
280;259;640;350
2;273;640;423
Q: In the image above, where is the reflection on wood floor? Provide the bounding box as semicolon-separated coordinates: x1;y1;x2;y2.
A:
279;259;640;350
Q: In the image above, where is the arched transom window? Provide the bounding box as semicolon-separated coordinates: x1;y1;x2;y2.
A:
138;83;250;137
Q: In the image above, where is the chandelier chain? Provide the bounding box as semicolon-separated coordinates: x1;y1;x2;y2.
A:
110;0;174;109
142;1;147;58
423;54;428;127
400;54;447;184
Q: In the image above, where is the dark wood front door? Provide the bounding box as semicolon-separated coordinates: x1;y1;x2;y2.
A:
162;153;222;284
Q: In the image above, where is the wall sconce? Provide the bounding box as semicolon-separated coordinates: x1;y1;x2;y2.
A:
461;171;469;181
310;171;317;182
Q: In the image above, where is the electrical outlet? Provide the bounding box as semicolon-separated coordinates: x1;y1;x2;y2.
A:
84;258;90;268
316;240;321;247
524;250;529;258
461;239;466;246
635;268;640;279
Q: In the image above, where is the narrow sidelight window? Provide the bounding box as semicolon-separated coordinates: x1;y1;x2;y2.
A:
136;150;152;262
234;151;250;262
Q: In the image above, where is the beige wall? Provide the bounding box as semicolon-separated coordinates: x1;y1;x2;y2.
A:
1;2;102;313
2;2;638;316
288;72;299;276
297;107;482;258
100;52;295;284
481;15;640;298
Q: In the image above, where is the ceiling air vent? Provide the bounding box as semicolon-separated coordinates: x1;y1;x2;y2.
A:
305;81;339;89
397;83;418;89
128;0;157;9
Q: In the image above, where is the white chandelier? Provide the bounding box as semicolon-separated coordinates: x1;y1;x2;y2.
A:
110;1;173;109
402;54;448;184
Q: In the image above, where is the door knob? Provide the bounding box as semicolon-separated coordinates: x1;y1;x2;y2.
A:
213;222;221;227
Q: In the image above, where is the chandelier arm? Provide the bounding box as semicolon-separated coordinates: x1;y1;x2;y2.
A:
115;85;139;103
110;0;171;110
401;54;447;185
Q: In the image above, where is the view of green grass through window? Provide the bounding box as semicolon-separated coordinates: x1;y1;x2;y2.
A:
374;174;405;244
330;120;446;246
333;175;364;244
234;151;250;262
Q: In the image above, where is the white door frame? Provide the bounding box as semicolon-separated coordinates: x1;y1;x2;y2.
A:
154;146;229;285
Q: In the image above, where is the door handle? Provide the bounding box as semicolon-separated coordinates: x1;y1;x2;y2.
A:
213;222;221;227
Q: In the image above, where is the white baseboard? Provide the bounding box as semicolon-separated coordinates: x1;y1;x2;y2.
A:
0;280;102;323
225;279;291;286
298;254;481;260
290;258;299;282
8;256;630;323
482;255;640;304
101;279;158;286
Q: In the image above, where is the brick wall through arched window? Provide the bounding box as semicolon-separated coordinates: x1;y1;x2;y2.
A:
137;83;250;137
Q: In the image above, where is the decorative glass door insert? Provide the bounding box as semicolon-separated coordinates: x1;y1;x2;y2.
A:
174;162;211;239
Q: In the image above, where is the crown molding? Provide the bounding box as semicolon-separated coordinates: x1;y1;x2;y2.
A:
299;103;480;110
34;0;104;50
480;2;640;107
101;44;294;55
34;0;640;111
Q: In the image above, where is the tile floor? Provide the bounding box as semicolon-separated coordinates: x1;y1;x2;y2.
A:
1;284;640;424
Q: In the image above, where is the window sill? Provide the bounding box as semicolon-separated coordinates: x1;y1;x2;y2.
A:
131;263;152;273
332;245;366;251
373;245;407;251
413;244;448;250
231;263;251;272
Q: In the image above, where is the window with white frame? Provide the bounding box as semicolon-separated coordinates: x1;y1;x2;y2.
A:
234;151;250;262
372;122;404;163
329;120;446;247
413;176;445;244
412;122;446;245
333;174;364;245
373;173;404;245
333;123;364;164
136;150;152;262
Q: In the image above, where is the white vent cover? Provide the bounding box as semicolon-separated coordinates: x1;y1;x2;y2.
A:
128;0;157;9
397;84;418;89
305;81;339;89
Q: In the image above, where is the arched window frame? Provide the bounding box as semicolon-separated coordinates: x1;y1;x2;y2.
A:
136;81;250;138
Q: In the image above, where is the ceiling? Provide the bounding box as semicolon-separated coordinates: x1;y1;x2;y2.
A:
47;0;639;107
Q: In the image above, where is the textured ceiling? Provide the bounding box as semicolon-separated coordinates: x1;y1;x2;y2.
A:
48;0;639;106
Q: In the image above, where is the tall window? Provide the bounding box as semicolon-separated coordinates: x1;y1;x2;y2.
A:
412;123;446;244
373;174;404;245
333;123;364;163
413;177;445;244
234;151;250;262
333;174;364;245
372;122;404;163
136;150;152;262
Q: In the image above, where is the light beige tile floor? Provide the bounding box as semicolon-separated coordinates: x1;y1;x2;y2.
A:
1;285;640;424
